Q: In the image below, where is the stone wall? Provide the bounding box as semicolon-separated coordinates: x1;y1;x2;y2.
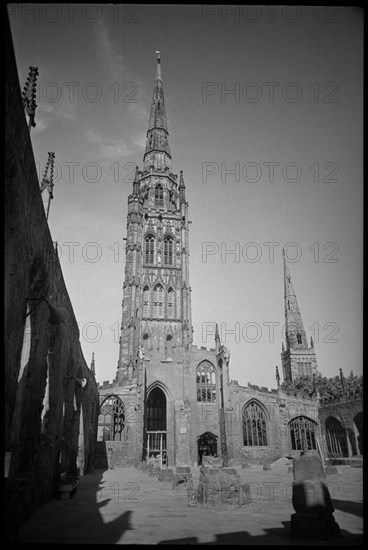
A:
227;384;320;463
5;14;99;539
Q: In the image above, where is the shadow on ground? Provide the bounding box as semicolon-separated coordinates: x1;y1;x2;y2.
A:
14;468;134;544
159;526;363;546
332;499;363;518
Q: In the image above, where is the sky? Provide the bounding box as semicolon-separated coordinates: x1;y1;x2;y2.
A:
8;4;363;388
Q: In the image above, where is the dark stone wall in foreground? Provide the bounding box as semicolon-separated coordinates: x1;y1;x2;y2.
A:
5;13;99;538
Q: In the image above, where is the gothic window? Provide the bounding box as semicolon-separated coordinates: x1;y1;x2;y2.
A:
145;235;155;265
143;286;151;317
153;284;164;318
155;184;164;207
163;236;173;266
242;401;268;446
297;333;302;344
288;300;290;310
167;287;174;318
196;361;216;402
289;416;317;451
147;387;166;431
98;396;125;441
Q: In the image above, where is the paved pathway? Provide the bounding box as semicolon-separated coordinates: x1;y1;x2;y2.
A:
16;464;363;545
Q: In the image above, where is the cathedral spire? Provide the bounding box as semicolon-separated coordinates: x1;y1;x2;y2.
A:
281;248;319;382
283;247;308;350
143;51;172;171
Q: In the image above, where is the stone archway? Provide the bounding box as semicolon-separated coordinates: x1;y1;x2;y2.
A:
97;395;125;442
325;416;348;457
197;432;218;465
146;387;167;465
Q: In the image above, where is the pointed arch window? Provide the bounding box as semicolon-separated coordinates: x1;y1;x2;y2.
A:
153;284;164;318
155;184;164;207
167;287;174;319
143;286;151;317
196;361;216;402
145;235;155;265
297;333;302;344
98;396;125;441
242;401;268;446
164;236;173;266
289;416;317;451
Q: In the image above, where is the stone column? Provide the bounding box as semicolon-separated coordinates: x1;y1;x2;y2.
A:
174;400;191;466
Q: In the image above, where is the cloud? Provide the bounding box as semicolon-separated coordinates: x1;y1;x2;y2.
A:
133;133;147;149
29;95;77;134
127;102;148;122
84;128;136;159
100;143;132;158
95;19;128;82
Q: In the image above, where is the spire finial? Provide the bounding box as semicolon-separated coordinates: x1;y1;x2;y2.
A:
22;66;39;131
143;50;171;171
40;152;56;220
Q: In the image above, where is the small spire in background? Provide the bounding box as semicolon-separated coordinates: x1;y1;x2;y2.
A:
275;365;280;389
339;368;346;395
215;322;220;353
179;170;186;202
133;165;140;195
90;352;96;376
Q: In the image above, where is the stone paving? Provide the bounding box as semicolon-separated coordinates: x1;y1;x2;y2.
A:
16;464;363;545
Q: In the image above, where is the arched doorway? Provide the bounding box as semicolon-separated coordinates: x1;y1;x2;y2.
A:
353;412;363;455
197;432;218;465
146;387;167;465
97;395;125;441
325;416;348;457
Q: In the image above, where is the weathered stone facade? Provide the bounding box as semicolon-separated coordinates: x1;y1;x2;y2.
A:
97;54;321;468
5;15;99;539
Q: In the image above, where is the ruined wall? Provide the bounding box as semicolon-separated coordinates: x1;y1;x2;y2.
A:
318;394;363;457
227;383;320;463
5;15;99;537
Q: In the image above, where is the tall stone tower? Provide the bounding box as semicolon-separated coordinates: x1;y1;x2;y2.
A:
116;51;193;386
281;248;319;382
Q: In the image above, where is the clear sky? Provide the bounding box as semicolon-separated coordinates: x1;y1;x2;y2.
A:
8;4;363;388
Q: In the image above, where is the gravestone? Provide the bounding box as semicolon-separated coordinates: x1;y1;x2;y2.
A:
196;466;251;508
291;456;341;540
202;456;222;467
187;486;197;507
158;468;174;482
172;467;192;489
325;465;338;475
